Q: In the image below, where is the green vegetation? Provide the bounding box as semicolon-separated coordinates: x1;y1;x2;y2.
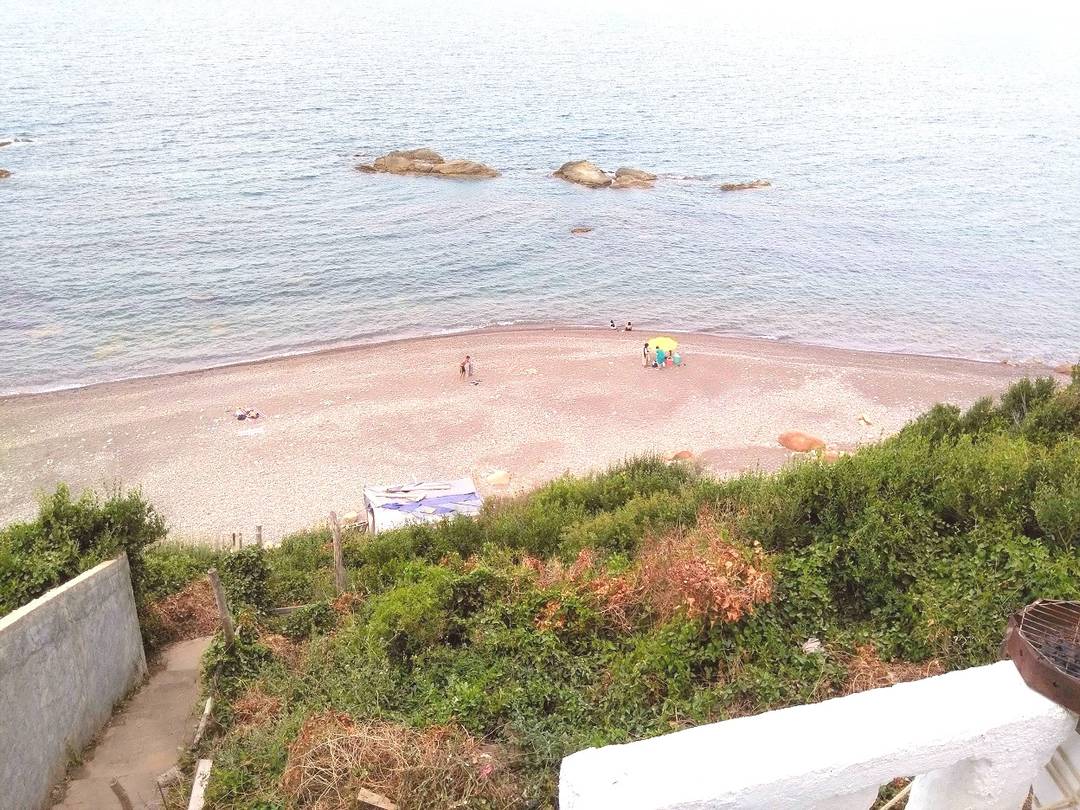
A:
0;485;166;617
5;374;1078;809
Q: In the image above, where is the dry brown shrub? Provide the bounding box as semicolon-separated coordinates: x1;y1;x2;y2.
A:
523;513;772;631
260;632;306;670
331;591;364;615
231;685;283;730
842;645;944;695
280;712;524;810
149;578;218;642
636;509;772;625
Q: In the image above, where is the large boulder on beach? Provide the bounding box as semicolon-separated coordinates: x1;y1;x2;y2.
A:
357;148;498;178
0;169;11;179
553;160;612;188
611;167;657;189
778;431;826;452
720;179;771;191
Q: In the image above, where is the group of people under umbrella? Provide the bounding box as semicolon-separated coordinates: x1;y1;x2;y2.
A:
643;336;682;368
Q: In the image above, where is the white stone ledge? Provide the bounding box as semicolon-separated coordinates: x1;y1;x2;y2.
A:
560;660;1077;810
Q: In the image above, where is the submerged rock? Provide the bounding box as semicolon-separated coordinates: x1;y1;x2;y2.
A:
778;431;826;453
357;148;498;178
553;160;612;188
611;167;657;189
0;169;11;179
720;179;771;191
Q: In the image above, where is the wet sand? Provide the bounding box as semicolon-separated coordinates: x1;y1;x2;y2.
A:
0;328;1046;544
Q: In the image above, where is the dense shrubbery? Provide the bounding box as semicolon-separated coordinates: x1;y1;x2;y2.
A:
8;375;1078;808
190;374;1080;808
0;485;167;616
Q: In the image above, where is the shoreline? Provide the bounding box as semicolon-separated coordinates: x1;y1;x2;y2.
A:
1;324;1059;403
0;327;1055;542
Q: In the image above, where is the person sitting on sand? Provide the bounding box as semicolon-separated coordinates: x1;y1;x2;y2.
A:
642;342;652;368
672;350;682;367
609;320;617;330
655;346;666;368
625;321;633;332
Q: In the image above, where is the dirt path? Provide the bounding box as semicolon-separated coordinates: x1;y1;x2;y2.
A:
52;636;211;810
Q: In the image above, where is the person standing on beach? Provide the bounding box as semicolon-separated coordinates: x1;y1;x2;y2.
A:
642;342;652;367
464;355;474;378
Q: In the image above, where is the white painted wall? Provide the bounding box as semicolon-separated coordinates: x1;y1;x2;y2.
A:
0;555;147;810
560;660;1077;810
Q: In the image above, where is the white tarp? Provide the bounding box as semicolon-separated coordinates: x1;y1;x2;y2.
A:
363;478;483;534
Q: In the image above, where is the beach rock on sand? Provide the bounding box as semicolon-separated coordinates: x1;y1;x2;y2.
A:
611;167;657;189
1054;363;1075;375
0;169;11;179
485;469;511;487
720;179;771;191
357;148;498;178
570;226;593;234
778;431;826;453
553;160;612;188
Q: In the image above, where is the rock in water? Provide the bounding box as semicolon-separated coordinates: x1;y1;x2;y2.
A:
431;159;498;177
778;431;826;452
0;169;11;179
0;141;11;148
553;160;612;188
357;148;498;178
570;226;593;234
720;179;771;191
611;167;657;189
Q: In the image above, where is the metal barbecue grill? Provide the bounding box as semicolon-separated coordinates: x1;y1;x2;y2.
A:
1005;599;1080;715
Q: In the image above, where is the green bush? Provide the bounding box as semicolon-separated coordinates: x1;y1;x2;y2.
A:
281;601;336;639
220;546;272;614
0;485;166;616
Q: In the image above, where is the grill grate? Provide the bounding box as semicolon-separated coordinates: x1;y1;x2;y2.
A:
1006;600;1080;715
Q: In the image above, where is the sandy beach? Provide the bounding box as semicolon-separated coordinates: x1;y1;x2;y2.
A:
0;328;1047;544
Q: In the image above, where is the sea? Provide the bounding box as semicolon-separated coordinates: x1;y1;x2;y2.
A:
2;0;1079;395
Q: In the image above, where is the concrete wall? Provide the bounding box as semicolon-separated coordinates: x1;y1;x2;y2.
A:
560;661;1077;810
0;555;147;810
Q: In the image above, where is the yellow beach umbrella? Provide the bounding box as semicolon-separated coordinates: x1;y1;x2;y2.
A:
648;336;678;352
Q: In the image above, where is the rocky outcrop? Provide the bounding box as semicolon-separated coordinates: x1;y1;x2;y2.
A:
720;179;771;191
570;226;593;234
0;141;11;149
553;160;612;188
777;431;826;453
611;167;657;189
356;148;498;178
0;169;11;179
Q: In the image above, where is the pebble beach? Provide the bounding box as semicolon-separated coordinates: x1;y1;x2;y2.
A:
0;327;1049;544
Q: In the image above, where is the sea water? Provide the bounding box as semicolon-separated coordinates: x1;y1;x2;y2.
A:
2;0;1079;394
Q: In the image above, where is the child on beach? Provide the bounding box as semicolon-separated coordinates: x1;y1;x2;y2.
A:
460;355;474;379
625;321;633;332
610;320;617;330
655;347;666;367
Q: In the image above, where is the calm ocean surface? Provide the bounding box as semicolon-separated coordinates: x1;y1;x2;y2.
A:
2;1;1079;394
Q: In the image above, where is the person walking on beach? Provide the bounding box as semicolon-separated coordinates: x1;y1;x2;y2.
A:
642;341;652;368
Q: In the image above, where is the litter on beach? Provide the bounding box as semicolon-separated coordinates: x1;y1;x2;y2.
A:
364;479;483;534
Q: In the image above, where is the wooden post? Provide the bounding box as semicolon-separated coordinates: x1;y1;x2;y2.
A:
206;569;235;646
329;511;347;594
238;531;243;550
231;532;236;551
255;525;262;548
